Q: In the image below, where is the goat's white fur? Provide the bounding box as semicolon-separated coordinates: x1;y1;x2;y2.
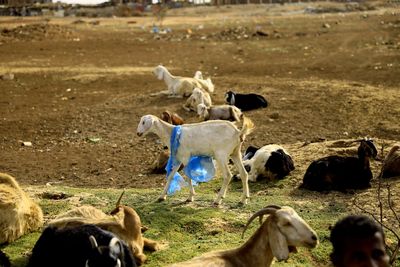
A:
197;103;242;122
169;206;318;267
244;145;291;182
151;66;214;98
183;88;212;112
136;115;254;204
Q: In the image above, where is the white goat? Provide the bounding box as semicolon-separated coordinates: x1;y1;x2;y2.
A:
197;103;243;122
136;115;254;205
183;87;212;112
151;65;214;98
169;205;318;267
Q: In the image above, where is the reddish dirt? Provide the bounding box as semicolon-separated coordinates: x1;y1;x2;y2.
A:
0;3;399;189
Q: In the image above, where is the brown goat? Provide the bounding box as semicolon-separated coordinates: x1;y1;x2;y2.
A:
381;144;400;179
161;111;184;125
0;173;43;244
49;192;160;265
169;206;318;267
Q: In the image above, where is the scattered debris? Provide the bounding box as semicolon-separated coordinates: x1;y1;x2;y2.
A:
20;141;33;147
40;192;70;200
87;137;101;143
1;73;14;80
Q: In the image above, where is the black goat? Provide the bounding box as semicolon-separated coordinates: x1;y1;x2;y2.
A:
300;139;377;192
225;90;268;111
0;250;10;267
243;144;295;181
27;224;136;267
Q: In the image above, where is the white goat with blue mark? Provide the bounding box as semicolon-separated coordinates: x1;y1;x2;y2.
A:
136;115;254;205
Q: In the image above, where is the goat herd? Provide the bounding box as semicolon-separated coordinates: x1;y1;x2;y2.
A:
1;65;400;267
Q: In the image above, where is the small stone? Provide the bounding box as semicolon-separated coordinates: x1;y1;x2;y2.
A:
21;141;32;147
322;23;331;29
1;73;14;80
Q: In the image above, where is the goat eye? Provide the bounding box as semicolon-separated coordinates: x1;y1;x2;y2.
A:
142;121;145;125
284;222;292;227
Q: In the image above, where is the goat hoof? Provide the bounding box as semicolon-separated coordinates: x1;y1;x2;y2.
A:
156;197;166;202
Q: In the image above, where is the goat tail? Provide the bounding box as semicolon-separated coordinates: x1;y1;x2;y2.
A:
240;116;255;142
0;250;11;267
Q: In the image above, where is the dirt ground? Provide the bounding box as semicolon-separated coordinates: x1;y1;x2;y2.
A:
0;2;399;192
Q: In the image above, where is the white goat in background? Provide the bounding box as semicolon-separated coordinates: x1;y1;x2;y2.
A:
169;205;318;267
151;65;214;98
197;103;242;122
136;115;254;205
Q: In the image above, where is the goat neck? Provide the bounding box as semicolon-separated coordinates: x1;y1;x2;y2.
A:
233;220;273;267
152;117;174;148
161;67;175;86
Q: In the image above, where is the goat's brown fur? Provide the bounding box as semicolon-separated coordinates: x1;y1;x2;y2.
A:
161;111;184;125
0;173;43;244
382;144;400;178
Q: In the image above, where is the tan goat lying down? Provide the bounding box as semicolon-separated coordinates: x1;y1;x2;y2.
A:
49;193;160;265
169;205;318;267
0;173;43;244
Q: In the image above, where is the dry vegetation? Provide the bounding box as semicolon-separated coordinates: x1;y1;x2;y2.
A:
0;1;400;266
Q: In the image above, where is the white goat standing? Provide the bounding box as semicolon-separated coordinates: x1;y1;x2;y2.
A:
169;205;318;267
136;115;254;205
183;87;212;112
151;65;214;98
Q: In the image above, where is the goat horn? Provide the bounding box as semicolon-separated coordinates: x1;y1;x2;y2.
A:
115;190;125;207
241;207;280;239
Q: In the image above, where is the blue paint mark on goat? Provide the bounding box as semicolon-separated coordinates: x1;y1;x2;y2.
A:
166;126;215;195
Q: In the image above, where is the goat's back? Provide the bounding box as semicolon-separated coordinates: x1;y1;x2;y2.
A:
301;156;372;191
28;225;136;267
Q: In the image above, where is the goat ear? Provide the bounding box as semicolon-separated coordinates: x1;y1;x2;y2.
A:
109;237;122;255
89;235;98;249
267;220;289;261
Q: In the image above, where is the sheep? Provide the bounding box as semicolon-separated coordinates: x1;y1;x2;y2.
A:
49;192;159;266
0;250;10;267
136;114;254;205
197;103;243;122
242;144;295;182
169;205;318;267
161;111;184;125
225;90;268;111
27;224;137;267
0;173;43;244
300;139;378;192
151;65;214;98
381;144;400;179
183;87;212;112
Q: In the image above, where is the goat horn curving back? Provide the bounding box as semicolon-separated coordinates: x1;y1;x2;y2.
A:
241;206;281;239
116;190;125;208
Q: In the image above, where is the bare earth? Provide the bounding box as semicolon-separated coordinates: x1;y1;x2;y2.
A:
0;2;399;194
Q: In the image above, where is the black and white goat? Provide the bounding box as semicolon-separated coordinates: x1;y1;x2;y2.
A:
300;139;377;192
0;250;10;267
27;224;136;267
225;90;268;111
243;145;295;182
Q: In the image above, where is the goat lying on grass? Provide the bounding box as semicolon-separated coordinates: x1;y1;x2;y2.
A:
49;192;159;265
27;224;136;267
243;144;294;182
0;250;10;267
197;103;242;122
300;139;377;192
381;144;400;179
137;114;254;205
0;173;43;244
169;205;318;267
151;65;214;98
